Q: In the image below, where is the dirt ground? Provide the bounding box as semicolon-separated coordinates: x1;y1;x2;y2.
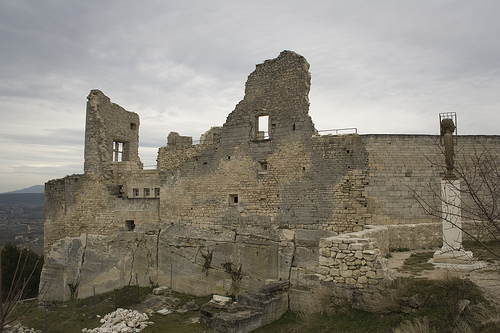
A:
387;250;500;307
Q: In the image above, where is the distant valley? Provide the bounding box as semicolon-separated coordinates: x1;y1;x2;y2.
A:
0;187;44;254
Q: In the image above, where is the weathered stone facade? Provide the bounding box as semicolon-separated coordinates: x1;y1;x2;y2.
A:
42;51;500;312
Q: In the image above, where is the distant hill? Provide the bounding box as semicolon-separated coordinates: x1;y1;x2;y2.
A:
4;185;45;194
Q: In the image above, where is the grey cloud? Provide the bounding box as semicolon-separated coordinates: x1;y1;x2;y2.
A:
2;0;500;191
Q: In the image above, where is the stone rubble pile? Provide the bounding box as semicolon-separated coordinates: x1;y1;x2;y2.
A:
82;308;152;333
5;324;40;333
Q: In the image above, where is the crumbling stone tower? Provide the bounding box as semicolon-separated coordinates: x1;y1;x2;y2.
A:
84;89;142;175
222;50;315;144
157;51;370;232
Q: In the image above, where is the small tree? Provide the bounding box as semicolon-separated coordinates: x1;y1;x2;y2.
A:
1;243;43;301
0;210;46;333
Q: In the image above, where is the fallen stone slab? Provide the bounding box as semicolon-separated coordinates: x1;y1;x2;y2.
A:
156;308;172;316
153;286;170;295
208;295;233;309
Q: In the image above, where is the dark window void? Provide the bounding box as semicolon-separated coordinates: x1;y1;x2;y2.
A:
126;220;135;231
229;194;239;205
256;115;269;140
155;188;160;197
144;188;150;197
260;161;268;172
133;188;139;197
130;123;137;130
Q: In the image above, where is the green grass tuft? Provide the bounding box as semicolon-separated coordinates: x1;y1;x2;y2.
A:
397;251;435;275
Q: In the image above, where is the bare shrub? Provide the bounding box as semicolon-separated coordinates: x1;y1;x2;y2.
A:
411;144;500;266
0;209;48;333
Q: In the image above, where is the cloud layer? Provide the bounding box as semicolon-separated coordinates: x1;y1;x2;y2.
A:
1;0;500;192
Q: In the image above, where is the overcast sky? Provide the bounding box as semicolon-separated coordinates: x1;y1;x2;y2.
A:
1;1;500;192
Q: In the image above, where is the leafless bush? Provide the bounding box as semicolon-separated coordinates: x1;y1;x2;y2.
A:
411;144;500;263
0;209;48;333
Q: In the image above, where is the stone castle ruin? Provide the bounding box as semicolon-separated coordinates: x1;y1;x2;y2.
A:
41;51;500;313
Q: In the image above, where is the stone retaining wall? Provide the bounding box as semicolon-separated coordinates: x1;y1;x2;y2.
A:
318;234;391;288
316;223;443;289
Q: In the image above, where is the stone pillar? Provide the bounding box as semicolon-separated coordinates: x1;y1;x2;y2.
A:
433;179;473;264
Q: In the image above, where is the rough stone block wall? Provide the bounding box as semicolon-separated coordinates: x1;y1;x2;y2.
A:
157;135;369;232
385;223;442;250
44;172;160;253
332;170;370;233
363;135;441;226
318;235;391;288
84;90;142;175
363;134;500;226
221;51;314;147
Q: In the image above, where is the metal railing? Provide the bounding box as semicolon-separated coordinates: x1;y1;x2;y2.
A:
316;128;358;136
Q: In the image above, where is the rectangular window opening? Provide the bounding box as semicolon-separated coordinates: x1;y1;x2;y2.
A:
144;188;150;197
256;115;269;140
113;141;124;162
154;188;160;197
133;188;139;197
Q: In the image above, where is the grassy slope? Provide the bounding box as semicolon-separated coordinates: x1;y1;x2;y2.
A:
14;250;500;332
14;276;497;333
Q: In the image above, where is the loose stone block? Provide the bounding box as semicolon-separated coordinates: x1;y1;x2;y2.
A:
319;256;335;266
345;277;357;285
319;247;331;257
340;269;353;278
357;275;368;284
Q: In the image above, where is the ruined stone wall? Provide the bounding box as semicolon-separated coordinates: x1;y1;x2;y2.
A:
84;90;142;175
363;135;441;226
156;133;368;233
156;51;370;233
363;134;500;226
44;91;159;254
42;51;500;305
44;172;160;254
221;50;315;147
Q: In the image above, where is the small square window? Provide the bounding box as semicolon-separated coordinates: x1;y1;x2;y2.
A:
144;188;150;197
260;161;268;172
133;188;139;197
229;194;239;205
125;220;135;231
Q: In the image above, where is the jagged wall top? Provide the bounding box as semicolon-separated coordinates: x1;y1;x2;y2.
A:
221;51;315;145
84;90;142;174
